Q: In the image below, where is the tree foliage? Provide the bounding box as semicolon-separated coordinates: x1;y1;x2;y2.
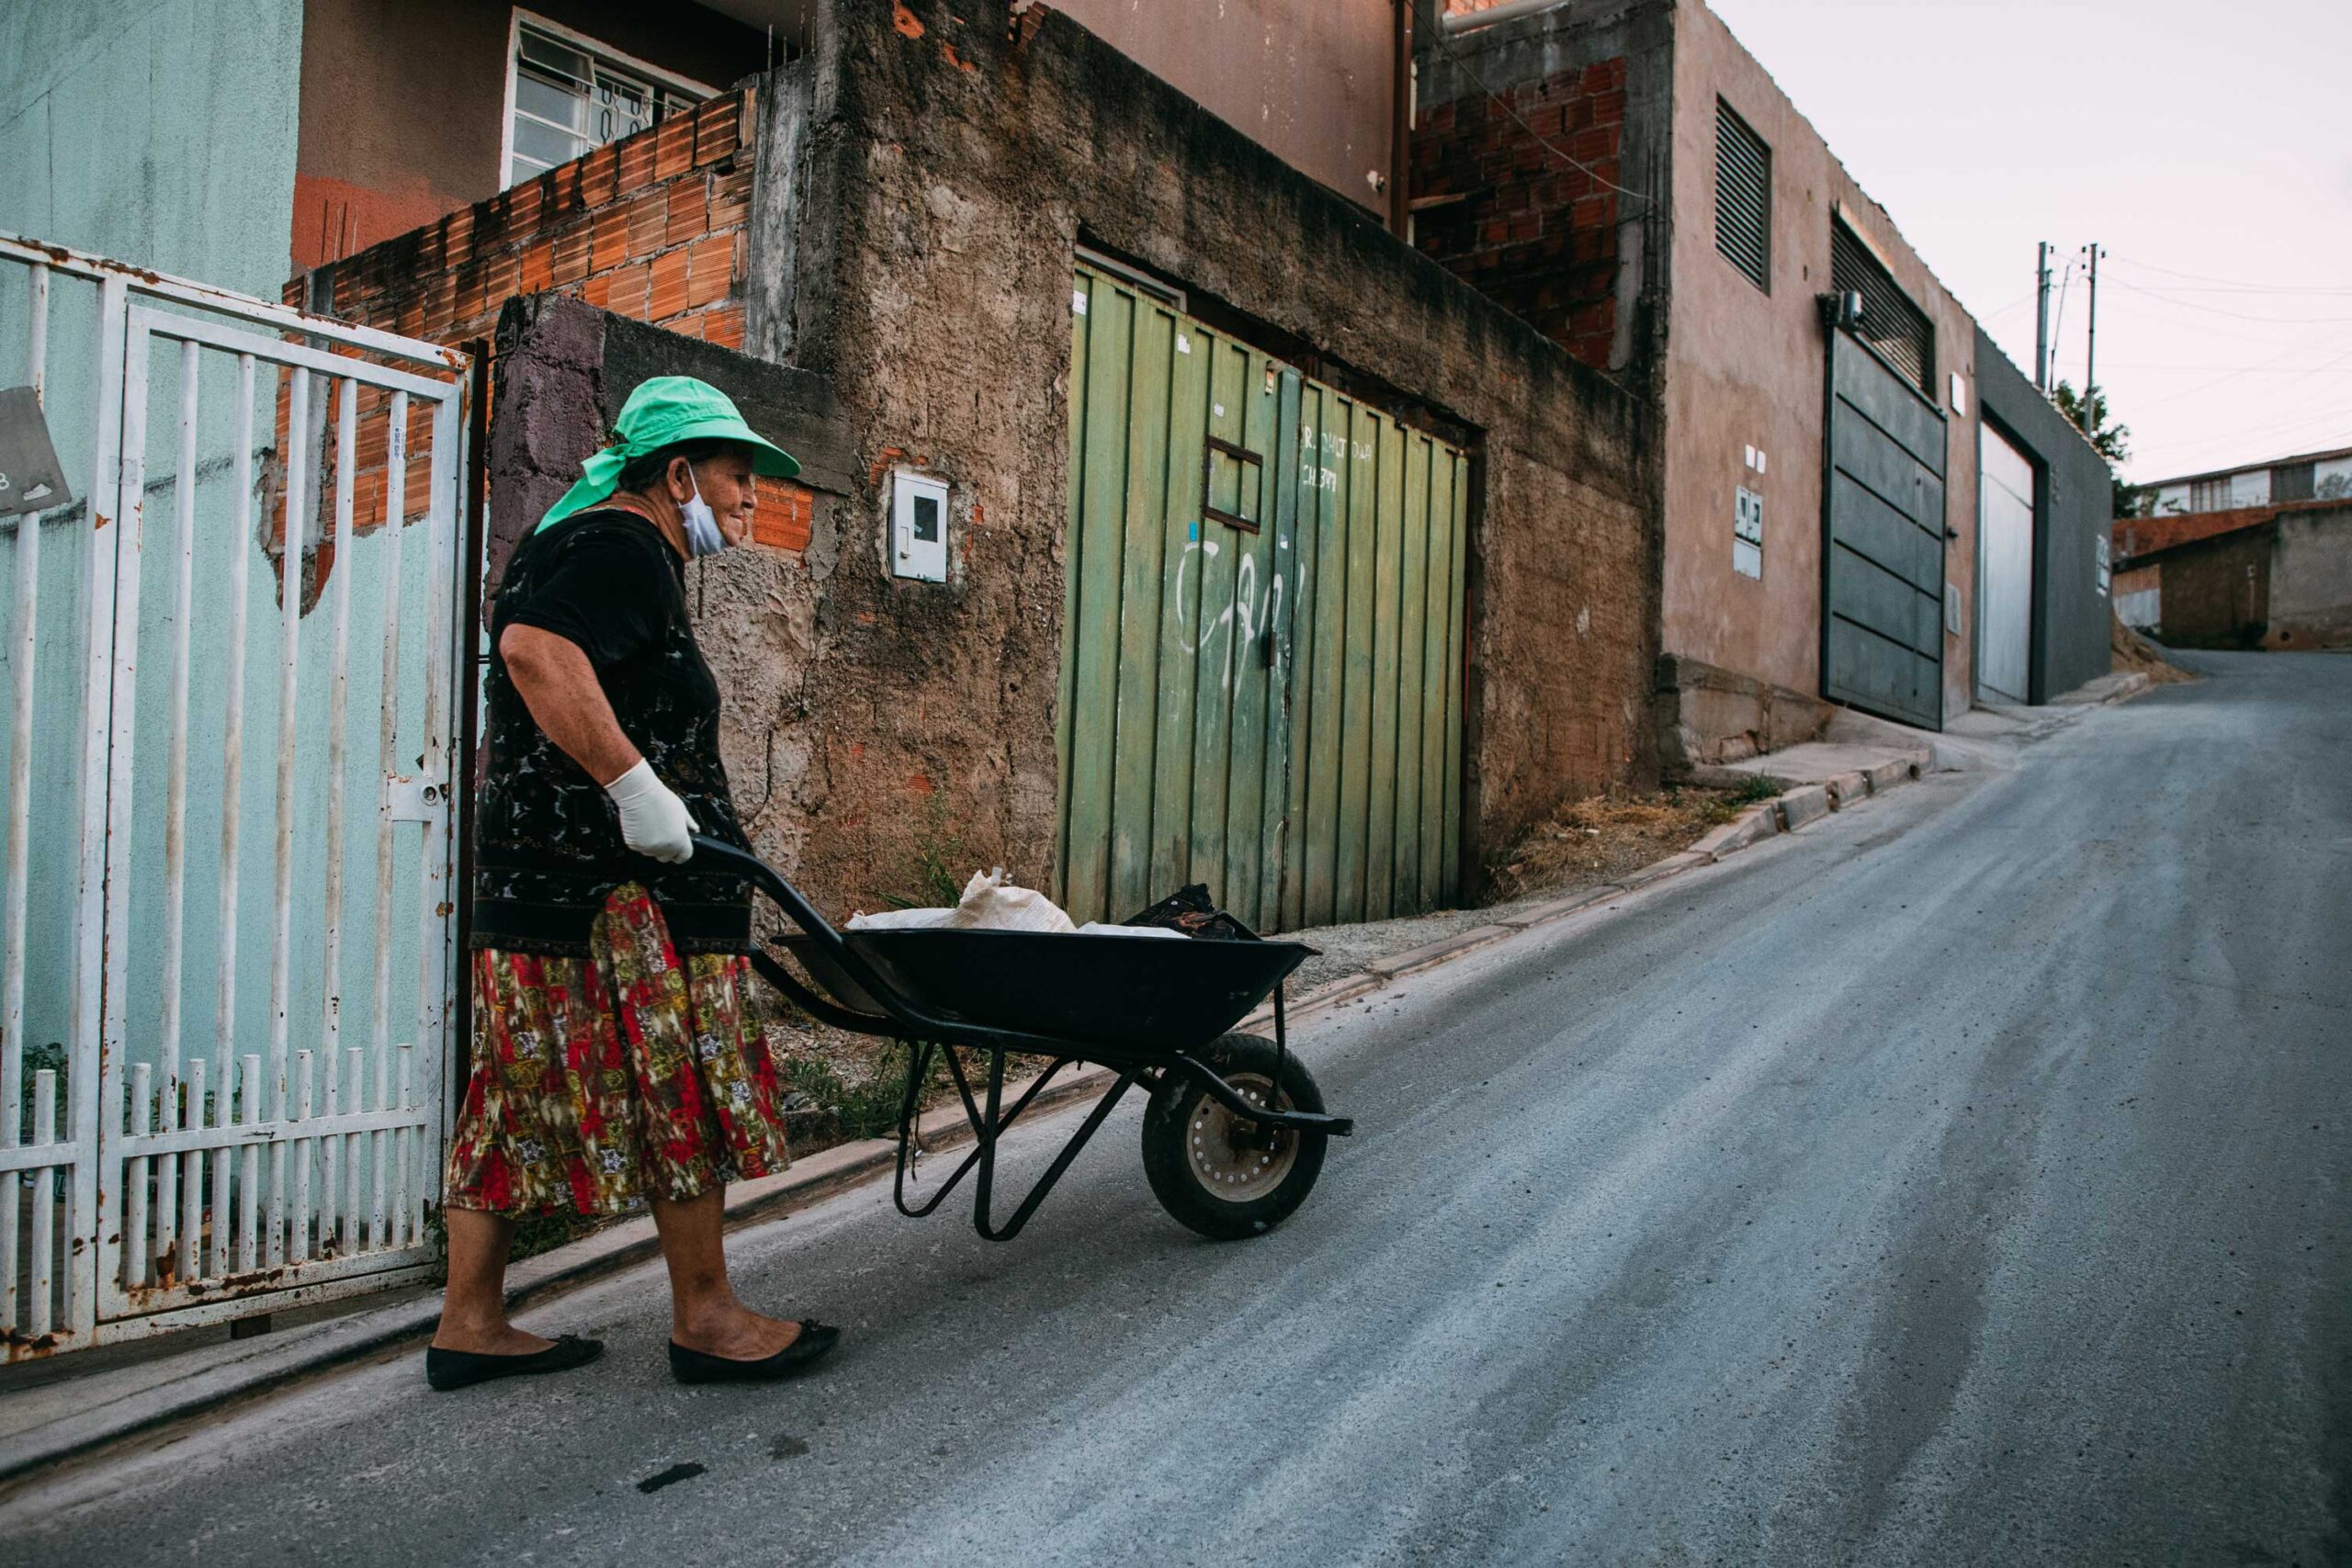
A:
2052;381;2138;515
2051;383;2144;517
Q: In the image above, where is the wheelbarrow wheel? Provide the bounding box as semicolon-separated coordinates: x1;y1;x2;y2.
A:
1141;1032;1329;1241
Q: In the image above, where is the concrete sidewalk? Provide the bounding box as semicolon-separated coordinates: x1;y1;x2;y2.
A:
0;674;2145;1485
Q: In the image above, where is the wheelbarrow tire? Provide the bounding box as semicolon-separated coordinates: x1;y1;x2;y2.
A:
1141;1032;1329;1241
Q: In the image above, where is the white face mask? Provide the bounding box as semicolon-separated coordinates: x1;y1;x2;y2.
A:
682;468;727;558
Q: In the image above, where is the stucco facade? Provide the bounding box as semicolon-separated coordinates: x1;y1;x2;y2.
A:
1660;0;1979;730
1052;0;1398;220
1419;0;2024;761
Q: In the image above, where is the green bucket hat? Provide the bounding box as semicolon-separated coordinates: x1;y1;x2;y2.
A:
536;375;800;533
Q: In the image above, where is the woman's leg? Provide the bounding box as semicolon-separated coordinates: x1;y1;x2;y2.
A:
431;1208;553;1355
650;1188;804;1359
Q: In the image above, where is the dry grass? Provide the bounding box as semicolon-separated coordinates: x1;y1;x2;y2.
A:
1482;784;1758;904
2111;613;2195;684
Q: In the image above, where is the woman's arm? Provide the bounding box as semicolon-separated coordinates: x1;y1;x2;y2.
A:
498;624;640;785
500;623;697;863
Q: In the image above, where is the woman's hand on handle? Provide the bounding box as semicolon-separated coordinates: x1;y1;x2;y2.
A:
499;623;695;863
604;759;697;863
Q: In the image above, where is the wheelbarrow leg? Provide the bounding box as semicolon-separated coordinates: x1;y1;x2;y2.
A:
895;1049;1086;1221
938;1045;1139;1242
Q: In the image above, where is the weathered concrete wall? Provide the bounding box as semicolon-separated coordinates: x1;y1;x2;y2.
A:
2152;525;2274;649
1664;0;1980;725
1973;328;2112;703
2267;506;2352;650
742;0;1657;913
1653;652;1826;773
1051;0;1396;218
487;292;855;872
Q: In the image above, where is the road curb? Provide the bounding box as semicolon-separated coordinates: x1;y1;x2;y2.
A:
1775;782;1834;830
1;739;1944;1486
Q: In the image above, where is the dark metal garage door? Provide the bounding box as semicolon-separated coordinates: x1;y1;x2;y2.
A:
1821;329;1948;730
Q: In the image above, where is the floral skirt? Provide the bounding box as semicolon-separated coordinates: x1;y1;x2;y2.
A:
444;883;792;1216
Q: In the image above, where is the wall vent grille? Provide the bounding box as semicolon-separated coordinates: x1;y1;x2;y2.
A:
1831;218;1934;392
1714;100;1771;292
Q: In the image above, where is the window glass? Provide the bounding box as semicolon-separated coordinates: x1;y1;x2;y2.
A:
591;71;654;143
519;29;588;80
512;118;580;176
514;72;582;132
506;22;708;189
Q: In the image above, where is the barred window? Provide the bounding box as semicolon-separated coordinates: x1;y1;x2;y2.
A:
1830;218;1934;393
505;19;710;188
1714;100;1770;292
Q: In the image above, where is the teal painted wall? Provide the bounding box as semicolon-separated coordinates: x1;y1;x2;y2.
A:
3;6;447;1230
1;0;306;293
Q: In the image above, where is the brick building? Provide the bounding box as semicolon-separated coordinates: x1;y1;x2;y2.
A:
2114;503;2352;651
6;0;2127;919
259;1;1655;931
1410;0;2116;757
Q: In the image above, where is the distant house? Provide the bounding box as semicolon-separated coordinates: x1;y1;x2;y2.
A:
2113;502;2352;651
2134;445;2352;518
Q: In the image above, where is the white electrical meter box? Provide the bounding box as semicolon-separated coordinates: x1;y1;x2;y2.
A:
1733;485;1764;579
891;470;949;583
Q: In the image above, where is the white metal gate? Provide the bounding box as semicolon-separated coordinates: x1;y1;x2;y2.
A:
1976;421;2035;704
1;236;471;1356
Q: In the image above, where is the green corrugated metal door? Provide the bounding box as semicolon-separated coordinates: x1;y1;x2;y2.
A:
1057;263;1468;932
1281;382;1469;930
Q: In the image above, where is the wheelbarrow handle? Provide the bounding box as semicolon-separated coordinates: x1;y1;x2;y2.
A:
688;835;913;1022
690;835;1091;1056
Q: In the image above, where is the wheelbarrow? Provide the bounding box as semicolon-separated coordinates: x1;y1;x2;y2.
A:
689;836;1354;1242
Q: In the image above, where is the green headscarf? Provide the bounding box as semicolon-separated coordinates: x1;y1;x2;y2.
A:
536;375;800;533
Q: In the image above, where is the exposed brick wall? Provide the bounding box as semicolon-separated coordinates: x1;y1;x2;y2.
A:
1408;56;1625;369
2112;497;2344;564
283;90;817;558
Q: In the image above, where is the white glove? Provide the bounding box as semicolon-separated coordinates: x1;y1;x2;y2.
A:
604;759;697;863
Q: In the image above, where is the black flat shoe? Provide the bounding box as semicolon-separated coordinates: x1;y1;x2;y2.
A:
668;1321;841;1384
425;1334;604;1392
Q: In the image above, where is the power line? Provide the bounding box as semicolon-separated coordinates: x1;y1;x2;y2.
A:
2142;394;2352;469
2102;276;2352;327
2107;254;2352;296
2099;362;2352;372
2122;325;2352;413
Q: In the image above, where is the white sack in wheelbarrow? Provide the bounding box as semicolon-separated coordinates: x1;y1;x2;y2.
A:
844;868;1079;933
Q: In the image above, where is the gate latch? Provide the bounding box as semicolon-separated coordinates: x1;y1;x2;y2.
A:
383;774;445;823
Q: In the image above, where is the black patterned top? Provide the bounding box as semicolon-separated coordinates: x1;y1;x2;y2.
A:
469;509;753;955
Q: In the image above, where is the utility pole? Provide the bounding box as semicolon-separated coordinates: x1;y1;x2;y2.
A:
2083;242;2104;412
2034;242;2052;391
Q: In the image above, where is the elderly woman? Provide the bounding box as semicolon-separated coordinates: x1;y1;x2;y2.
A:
426;377;837;1390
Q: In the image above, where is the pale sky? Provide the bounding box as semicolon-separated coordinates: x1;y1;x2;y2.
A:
1703;0;2352;482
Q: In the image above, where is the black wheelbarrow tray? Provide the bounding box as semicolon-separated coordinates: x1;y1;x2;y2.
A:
692;837;1355;1242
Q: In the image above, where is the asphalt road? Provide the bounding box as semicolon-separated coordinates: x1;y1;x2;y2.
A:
7;651;2347;1567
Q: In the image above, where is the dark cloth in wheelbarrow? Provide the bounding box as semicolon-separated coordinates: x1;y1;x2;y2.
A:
470;508;756;957
444;883;793;1217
